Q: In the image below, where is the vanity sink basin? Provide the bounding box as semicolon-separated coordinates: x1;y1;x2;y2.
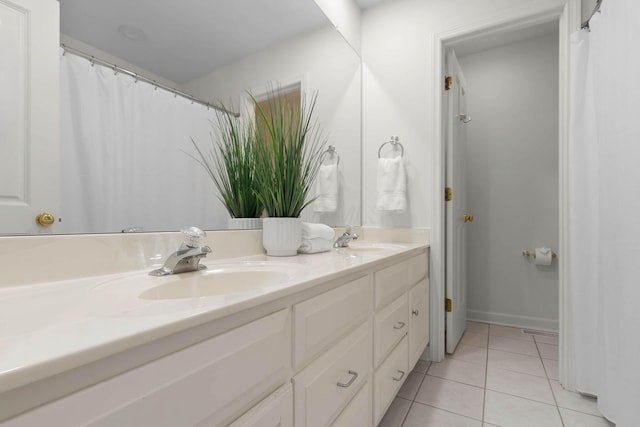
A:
339;242;405;253
92;261;307;308
140;269;290;300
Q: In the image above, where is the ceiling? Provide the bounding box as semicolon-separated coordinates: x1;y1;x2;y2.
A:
60;0;330;84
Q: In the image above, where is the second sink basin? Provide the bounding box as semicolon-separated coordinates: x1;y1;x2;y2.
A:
140;269;290;300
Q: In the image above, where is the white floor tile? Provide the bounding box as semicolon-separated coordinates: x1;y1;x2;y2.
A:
460;331;488;348
413;359;431;374
488;349;546;377
550;380;602;416
489;325;534;342
467;321;489;335
486;366;555;404
397;371;424;400
450;343;488;365
414;376;484;421
537;342;559;360
542;358;559;380
378;397;411;427
559;408;614;427
403;402;482;427
489;335;539;357
484;390;563;427
428;357;486;387
533;334;559;345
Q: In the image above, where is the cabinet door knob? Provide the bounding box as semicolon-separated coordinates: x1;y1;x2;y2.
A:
35;212;55;227
412;309;420;316
464;214;474;223
392;370;406;382
393;321;406;330
337;370;358;388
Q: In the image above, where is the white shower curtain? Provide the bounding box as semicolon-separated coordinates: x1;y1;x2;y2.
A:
569;1;640;424
60;51;229;233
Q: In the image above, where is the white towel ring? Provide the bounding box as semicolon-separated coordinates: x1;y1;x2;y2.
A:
378;136;405;158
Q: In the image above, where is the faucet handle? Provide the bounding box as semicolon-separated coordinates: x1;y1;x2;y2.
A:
181;226;206;247
345;225;353;234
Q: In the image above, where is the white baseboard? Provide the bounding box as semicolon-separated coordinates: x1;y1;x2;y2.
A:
467;309;558;333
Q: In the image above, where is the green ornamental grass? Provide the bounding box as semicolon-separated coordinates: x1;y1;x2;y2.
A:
252;90;326;218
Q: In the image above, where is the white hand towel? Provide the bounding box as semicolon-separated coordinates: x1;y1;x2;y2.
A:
313;164;339;212
301;222;336;240
376;157;407;212
298;237;334;254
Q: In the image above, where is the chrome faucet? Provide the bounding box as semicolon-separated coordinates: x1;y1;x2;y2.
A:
150;227;212;276
334;226;359;248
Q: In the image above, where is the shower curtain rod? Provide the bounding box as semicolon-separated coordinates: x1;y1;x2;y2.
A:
581;0;604;30
60;44;240;117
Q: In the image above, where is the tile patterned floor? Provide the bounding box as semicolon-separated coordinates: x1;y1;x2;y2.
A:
379;321;614;426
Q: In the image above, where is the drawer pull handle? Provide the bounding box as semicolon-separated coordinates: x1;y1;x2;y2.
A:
412;309;419;316
337;370;359;388
392;370;406;382
393;321;406;330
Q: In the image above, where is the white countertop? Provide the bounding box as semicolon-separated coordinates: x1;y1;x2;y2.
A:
0;241;427;395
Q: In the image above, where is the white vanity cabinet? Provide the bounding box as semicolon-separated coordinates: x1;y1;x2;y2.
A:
2;247;429;427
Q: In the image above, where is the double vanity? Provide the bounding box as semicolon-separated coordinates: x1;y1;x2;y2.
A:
0;229;429;426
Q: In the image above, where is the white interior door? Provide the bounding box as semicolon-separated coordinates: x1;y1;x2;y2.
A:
0;0;60;234
445;49;471;353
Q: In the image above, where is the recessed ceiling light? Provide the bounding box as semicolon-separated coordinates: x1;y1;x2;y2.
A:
117;24;147;41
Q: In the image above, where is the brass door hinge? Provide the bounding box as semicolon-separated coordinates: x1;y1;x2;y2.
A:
445;298;452;313
445;187;452;201
445;75;453;91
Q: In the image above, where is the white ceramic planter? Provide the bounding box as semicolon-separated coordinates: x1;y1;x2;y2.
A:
228;218;262;230
262;217;302;256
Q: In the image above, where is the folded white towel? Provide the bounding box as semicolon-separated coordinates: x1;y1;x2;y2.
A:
301;222;336;240
376;157;407;212
298;237;334;254
313;164;339;212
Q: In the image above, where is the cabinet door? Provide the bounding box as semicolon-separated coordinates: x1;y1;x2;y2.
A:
374;293;409;367
373;336;409;425
331;381;372;427
4;310;290;427
409;278;429;368
374;260;410;310
293;275;371;370
227;384;293;427
0;0;60;234
293;322;371;427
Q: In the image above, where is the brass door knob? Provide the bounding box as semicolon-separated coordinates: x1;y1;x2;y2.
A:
36;212;55;227
463;214;474;223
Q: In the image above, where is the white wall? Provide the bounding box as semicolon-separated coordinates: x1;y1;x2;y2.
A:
183;26;362;227
361;0;565;228
458;33;559;330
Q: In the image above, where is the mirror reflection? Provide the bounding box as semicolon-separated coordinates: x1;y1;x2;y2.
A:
3;0;361;235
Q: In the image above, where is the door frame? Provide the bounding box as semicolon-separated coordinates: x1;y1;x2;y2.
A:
428;0;580;390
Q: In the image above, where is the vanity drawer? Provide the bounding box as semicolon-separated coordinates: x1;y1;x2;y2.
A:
293;322;371;427
409;252;429;285
228;384;293;427
331;380;372;427
374;336;409;425
293;274;371;370
374;260;410;310
5;310;290;427
409;278;429;368
374;293;409;367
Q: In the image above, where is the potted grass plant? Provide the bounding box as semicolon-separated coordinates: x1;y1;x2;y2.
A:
187;108;263;229
252;88;326;256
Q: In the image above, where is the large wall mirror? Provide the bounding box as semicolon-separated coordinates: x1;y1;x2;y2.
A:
1;0;361;235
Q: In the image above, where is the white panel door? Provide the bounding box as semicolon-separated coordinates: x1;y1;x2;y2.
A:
0;0;60;234
445;49;470;353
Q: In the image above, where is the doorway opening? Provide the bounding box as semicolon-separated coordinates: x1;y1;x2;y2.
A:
444;22;560;353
